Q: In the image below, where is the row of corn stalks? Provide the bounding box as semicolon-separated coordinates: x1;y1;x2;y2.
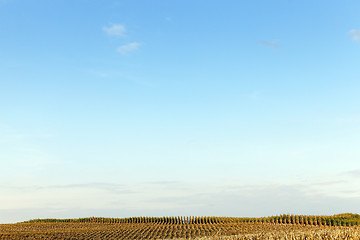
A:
23;213;360;226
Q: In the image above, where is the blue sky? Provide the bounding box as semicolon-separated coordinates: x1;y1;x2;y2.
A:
1;0;360;223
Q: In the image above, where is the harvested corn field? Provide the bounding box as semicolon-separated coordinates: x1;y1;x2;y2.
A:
183;227;360;240
1;215;360;239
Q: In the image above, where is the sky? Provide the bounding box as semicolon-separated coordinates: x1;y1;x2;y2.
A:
0;0;360;224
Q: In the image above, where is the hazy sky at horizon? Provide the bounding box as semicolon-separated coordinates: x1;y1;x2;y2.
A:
1;0;360;223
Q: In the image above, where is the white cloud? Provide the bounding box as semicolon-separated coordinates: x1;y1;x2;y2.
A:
349;29;360;41
116;42;140;55
102;24;126;37
102;24;142;55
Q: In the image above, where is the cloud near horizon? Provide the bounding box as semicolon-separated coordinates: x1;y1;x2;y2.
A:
103;24;126;37
1;180;360;224
116;42;140;55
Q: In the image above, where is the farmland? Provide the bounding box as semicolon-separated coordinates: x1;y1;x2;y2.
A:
0;214;360;239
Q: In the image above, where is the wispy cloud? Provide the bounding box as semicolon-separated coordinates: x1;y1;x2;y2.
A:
102;23;143;55
349;29;360;41
343;169;360;177
0;182;133;194
116;42;140;55
102;24;126;37
257;40;279;49
2;181;360;223
49;183;133;193
310;180;347;186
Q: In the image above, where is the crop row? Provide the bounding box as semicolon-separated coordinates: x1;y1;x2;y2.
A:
23;213;360;227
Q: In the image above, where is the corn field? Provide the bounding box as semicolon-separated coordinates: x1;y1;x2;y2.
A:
0;214;359;239
181;227;360;240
